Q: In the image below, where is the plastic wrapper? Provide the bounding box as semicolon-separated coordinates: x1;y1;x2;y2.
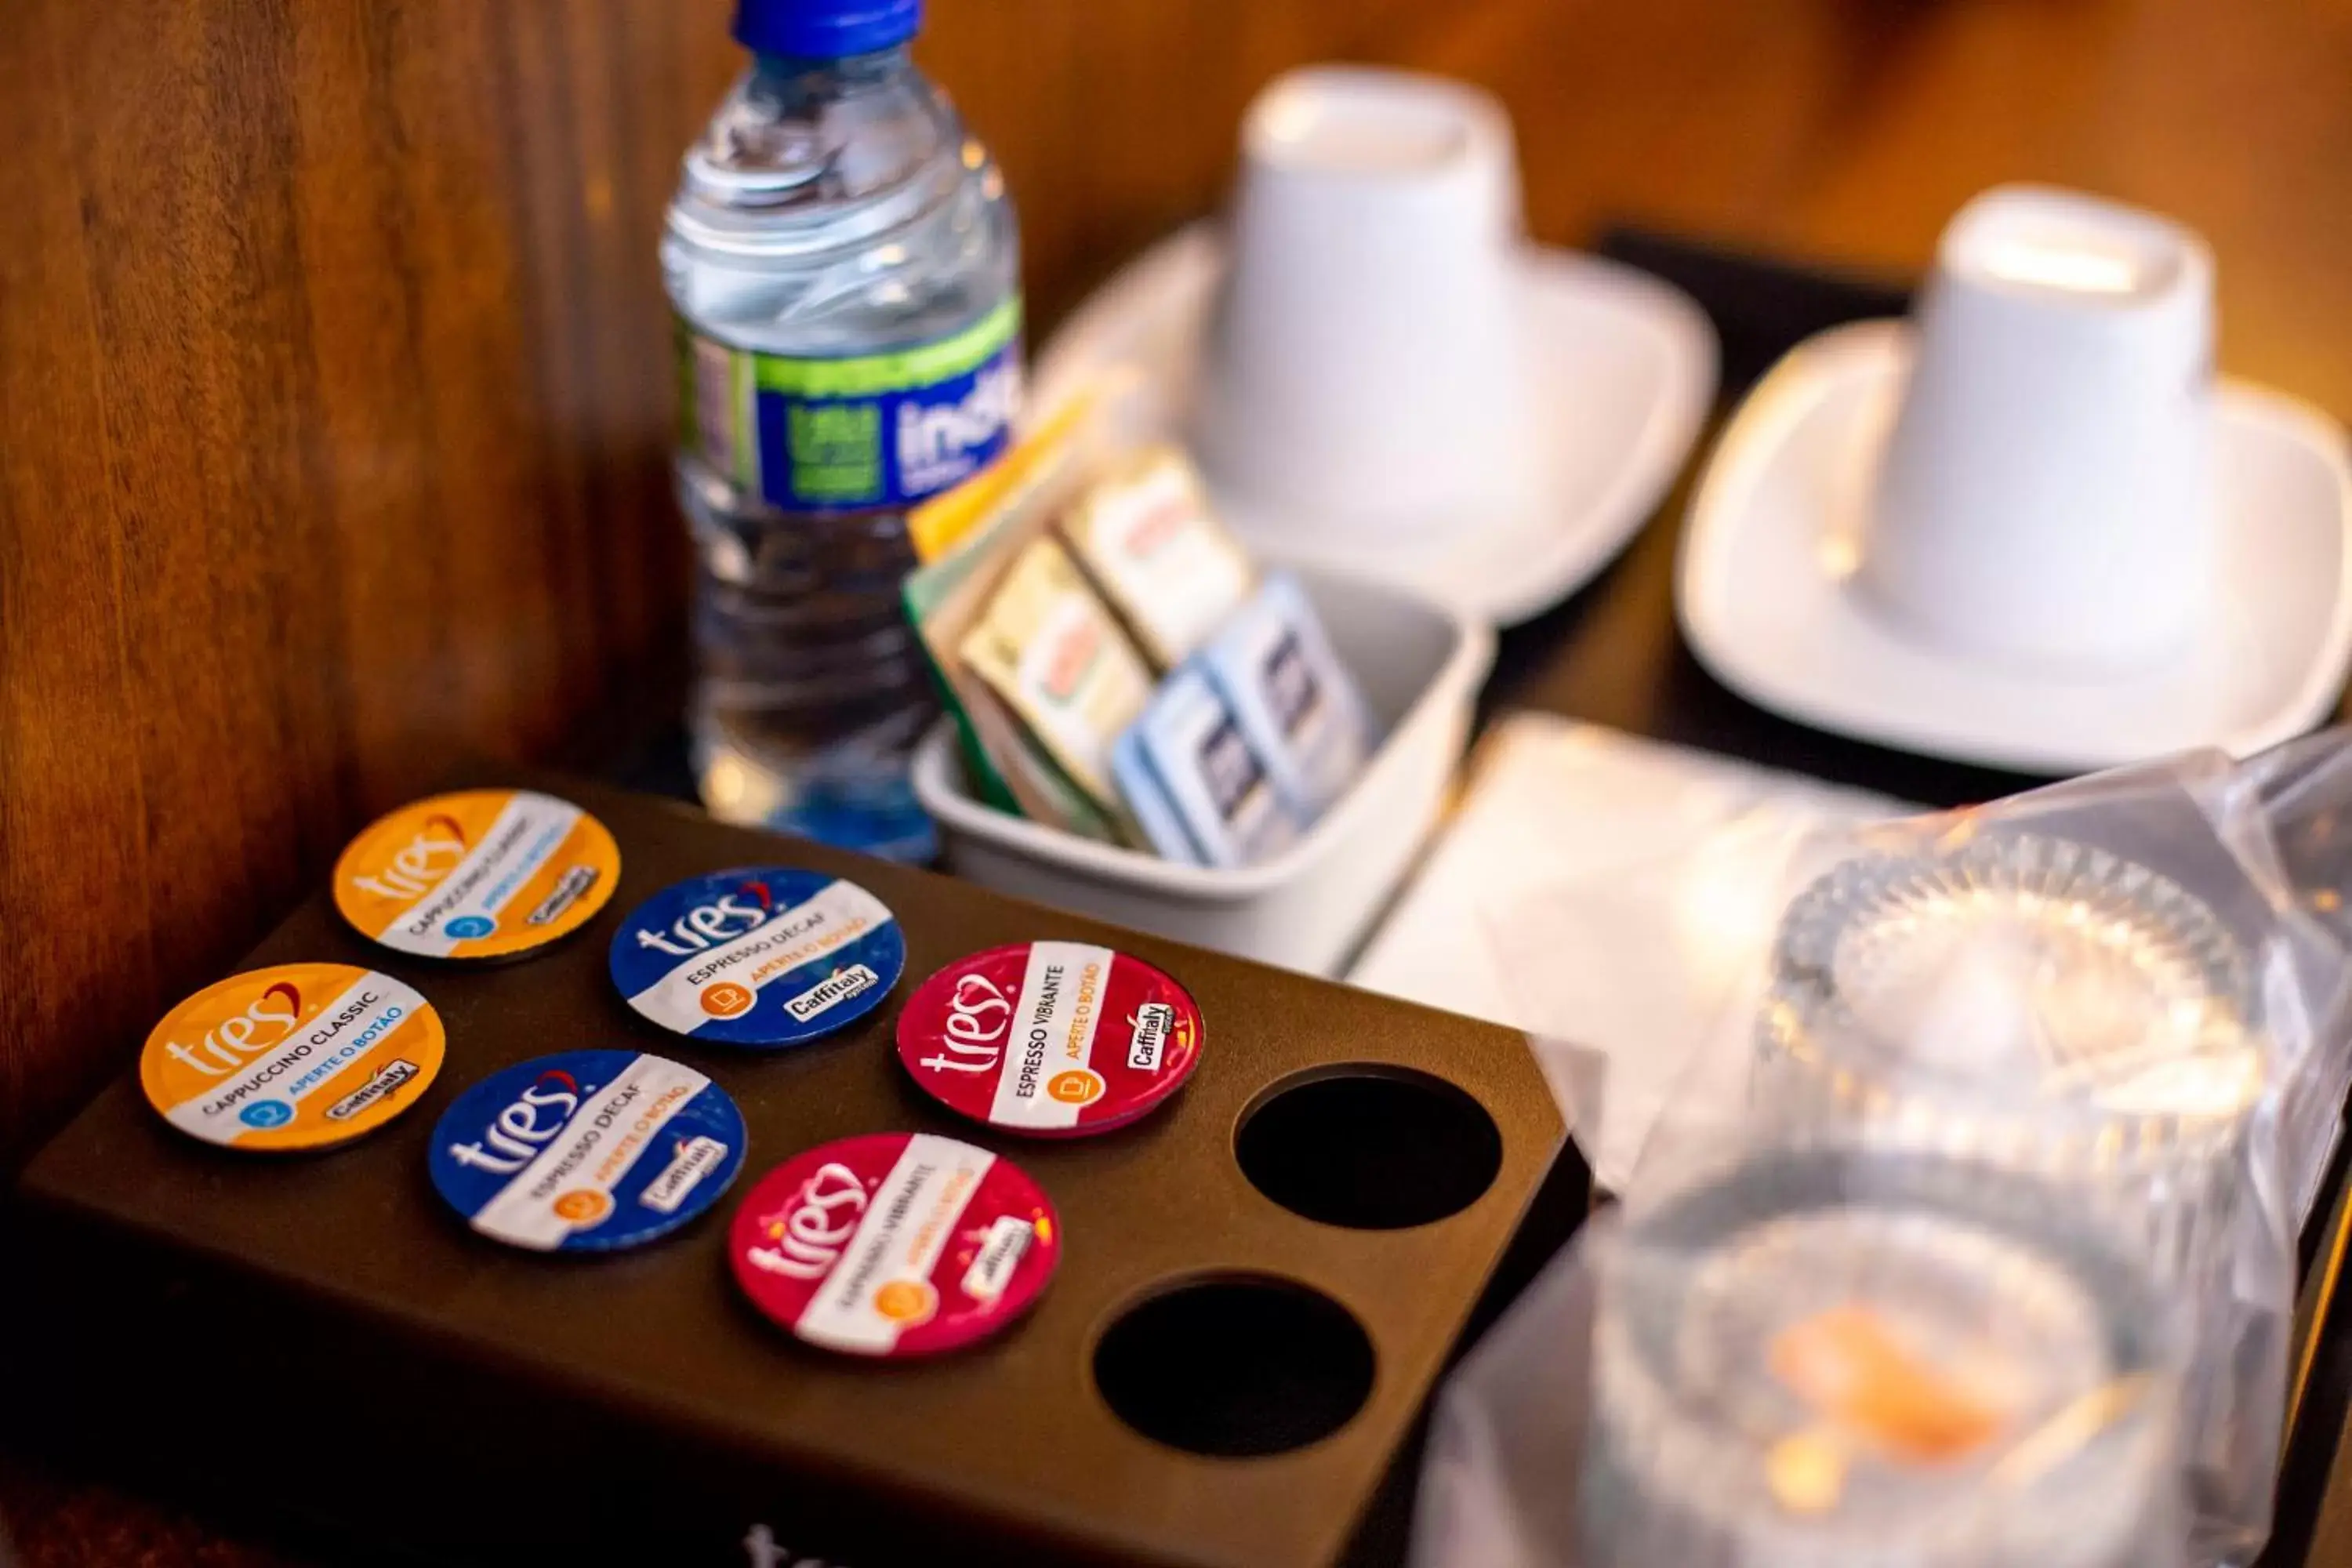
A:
1429;731;2352;1568
1415;1138;2191;1568
1479;797;1862;1192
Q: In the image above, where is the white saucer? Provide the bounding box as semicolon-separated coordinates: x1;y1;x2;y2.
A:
1033;222;1719;626
1677;320;2352;774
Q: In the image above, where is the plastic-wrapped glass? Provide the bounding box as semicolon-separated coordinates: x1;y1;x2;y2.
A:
1431;730;2352;1568
1757;831;2265;1281
1748;822;2307;1559
1579;1145;2184;1568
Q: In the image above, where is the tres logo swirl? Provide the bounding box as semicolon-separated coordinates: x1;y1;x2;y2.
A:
916;972;1012;1076
444;1068;579;1174
349;812;468;902
744;1161;868;1280
164;980;301;1078
635;880;772;957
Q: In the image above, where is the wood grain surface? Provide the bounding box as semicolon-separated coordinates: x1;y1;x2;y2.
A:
6;0;2352;1559
10;0;2352;1172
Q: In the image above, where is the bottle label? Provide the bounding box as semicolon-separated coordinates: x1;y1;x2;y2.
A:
680;296;1023;511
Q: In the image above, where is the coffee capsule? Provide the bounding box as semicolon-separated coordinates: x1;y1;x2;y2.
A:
334;789;620;961
731;1132;1061;1358
429;1049;746;1253
142;964;445;1152
897;942;1203;1137
609;868;905;1048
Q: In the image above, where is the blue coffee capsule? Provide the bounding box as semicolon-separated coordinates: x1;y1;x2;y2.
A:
429;1049;746;1253
607;867;906;1048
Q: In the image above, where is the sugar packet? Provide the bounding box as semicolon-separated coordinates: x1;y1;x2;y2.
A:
1058;446;1255;671
959;535;1156;826
1113;665;1304;868
1197;571;1371;818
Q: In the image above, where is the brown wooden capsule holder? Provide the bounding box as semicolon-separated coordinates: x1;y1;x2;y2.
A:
13;774;1581;1567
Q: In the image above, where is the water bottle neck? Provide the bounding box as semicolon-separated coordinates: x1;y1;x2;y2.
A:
751;45;914;104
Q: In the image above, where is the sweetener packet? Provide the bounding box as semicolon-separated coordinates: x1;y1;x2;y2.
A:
905;387;1130;840
1196;572;1371;819
960;535;1156;823
1113;664;1303;868
1058;446;1255;671
1109;731;1204;866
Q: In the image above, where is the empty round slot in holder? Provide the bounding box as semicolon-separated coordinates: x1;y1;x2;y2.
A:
1236;1066;1502;1229
1094;1276;1376;1457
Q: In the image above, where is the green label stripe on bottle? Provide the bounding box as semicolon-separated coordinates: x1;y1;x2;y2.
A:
750;297;1022;398
679;296;1023;511
681;322;760;492
729;343;757;491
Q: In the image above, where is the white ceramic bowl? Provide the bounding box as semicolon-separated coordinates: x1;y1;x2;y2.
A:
913;565;1494;975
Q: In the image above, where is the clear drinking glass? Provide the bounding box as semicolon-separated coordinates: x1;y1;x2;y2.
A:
1755;832;2265;1281
1579;1144;2183;1568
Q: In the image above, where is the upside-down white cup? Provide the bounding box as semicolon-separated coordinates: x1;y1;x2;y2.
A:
1862;186;2217;671
1191;67;1538;536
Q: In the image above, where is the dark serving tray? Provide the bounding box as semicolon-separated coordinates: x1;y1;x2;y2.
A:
9;771;1584;1568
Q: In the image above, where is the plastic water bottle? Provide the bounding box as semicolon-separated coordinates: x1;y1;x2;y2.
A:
665;0;1020;860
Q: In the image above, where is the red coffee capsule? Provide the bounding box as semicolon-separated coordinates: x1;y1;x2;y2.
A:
896;942;1204;1138
731;1133;1060;1359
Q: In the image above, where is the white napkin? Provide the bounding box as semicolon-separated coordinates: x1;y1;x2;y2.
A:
1348;716;1905;1189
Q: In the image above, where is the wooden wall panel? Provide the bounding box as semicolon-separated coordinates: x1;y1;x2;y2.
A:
0;0;740;1164
7;0;2352;1177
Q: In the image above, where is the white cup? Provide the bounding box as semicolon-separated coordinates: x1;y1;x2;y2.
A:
1862;186;2216;671
1191;67;1538;536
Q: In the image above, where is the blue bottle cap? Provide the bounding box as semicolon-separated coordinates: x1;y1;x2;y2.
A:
429;1050;746;1253
733;0;921;58
608;868;906;1049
